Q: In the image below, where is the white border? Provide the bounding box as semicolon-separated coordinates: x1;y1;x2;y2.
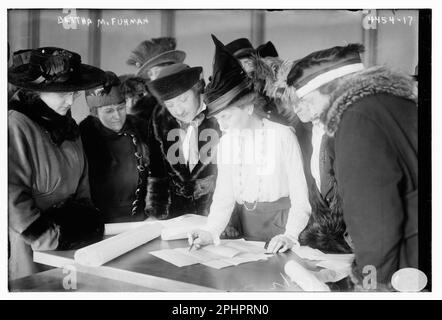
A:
1;0;440;301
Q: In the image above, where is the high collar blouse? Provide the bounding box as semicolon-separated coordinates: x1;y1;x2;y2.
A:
205;119;311;244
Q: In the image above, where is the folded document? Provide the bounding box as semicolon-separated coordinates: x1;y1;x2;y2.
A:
150;239;269;269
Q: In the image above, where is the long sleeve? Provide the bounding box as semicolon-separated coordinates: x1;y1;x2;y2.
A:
282;127;312;244
204;137;236;242
335;111;404;285
8;115;60;251
145;116;171;218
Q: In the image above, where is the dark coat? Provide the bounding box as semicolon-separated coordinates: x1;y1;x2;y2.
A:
8;99;103;280
79;115;150;223
145;103;221;219
299;66;418;286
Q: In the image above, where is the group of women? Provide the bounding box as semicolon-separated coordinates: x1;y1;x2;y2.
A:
8;35;312;280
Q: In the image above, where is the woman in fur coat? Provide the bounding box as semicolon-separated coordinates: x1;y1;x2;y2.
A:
80;72;150;223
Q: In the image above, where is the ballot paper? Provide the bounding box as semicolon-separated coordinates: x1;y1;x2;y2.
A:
104;214;207;236
293;246;354;263
75;222;163;267
291;246;354;283
284;260;331;291
149;239;269;269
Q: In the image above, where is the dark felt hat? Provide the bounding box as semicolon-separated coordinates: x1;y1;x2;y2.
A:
204;35;252;118
226;38;279;59
12;49;33;67
8;47;106;92
147;63;202;102
256;41;279;58
85;71;125;108
127;37;186;80
225;38;255;59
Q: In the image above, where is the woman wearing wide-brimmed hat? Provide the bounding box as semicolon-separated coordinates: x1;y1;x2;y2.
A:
188;36;311;253
8;47;107;280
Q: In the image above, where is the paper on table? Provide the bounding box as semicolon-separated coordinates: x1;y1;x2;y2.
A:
202;244;241;258
293;246;354;262
104;214;207;237
284;260;330;292
160;214;208;240
175;247;225;262
75;222;163;267
316;259;352;271
105;220;152;236
202;260;234;269
150;249;201;267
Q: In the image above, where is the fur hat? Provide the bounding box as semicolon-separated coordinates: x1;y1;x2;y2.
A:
147;63;202;102
8;47;106;92
287;44;365;98
85;71;125;108
127;37;186;80
204;35;252;118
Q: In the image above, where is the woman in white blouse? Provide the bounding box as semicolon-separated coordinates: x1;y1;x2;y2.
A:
188;35;311;253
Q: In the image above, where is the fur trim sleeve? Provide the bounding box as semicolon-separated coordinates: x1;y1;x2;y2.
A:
145;177;170;219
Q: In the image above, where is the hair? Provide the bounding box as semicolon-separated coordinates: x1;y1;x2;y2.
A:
191;78;205;96
227;89;267;115
287;44;365;86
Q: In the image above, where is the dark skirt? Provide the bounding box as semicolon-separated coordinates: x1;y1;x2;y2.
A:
238;197;291;242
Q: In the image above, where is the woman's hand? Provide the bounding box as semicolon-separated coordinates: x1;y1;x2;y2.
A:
221;225;240;239
266;234;294;253
188;229;214;249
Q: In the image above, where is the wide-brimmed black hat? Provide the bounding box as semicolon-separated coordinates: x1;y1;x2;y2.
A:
147;63;202;102
226;38;279;59
225;38;255;59
204;35;252;118
127;37;186;80
8;47;106;92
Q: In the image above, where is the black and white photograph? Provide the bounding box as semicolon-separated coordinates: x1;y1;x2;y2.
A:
2;3;434;300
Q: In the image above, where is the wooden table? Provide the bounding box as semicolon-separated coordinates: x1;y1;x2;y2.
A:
9;268;155;292
26;238;321;292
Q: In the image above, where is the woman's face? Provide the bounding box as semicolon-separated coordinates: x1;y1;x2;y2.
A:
164;89;200;123
97;103;127;132
39;91;80;116
295;90;330;123
214;104;252;131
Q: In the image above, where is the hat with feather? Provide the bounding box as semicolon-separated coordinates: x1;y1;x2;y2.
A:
8;46;106;92
85;71;125;109
127;37;186;80
204;35;252;118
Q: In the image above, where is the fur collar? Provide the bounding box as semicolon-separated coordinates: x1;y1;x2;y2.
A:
151;104;220;182
323;66;417;136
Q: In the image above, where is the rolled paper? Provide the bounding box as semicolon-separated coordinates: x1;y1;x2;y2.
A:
104;221;152;236
284;260;331;292
160;214;208;240
74;222;163;267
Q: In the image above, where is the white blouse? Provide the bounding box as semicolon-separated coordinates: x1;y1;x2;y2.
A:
204;119;311;244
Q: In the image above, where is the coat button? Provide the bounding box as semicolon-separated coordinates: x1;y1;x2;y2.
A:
135;189;140;196
131;207;137;215
132;200;139;206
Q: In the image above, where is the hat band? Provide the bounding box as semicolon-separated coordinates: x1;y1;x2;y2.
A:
207;80;250;112
296;63;364;98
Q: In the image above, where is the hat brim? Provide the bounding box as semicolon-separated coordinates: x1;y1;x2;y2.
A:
206;81;251;118
8;63;107;92
148;66;202;102
136;50;186;78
